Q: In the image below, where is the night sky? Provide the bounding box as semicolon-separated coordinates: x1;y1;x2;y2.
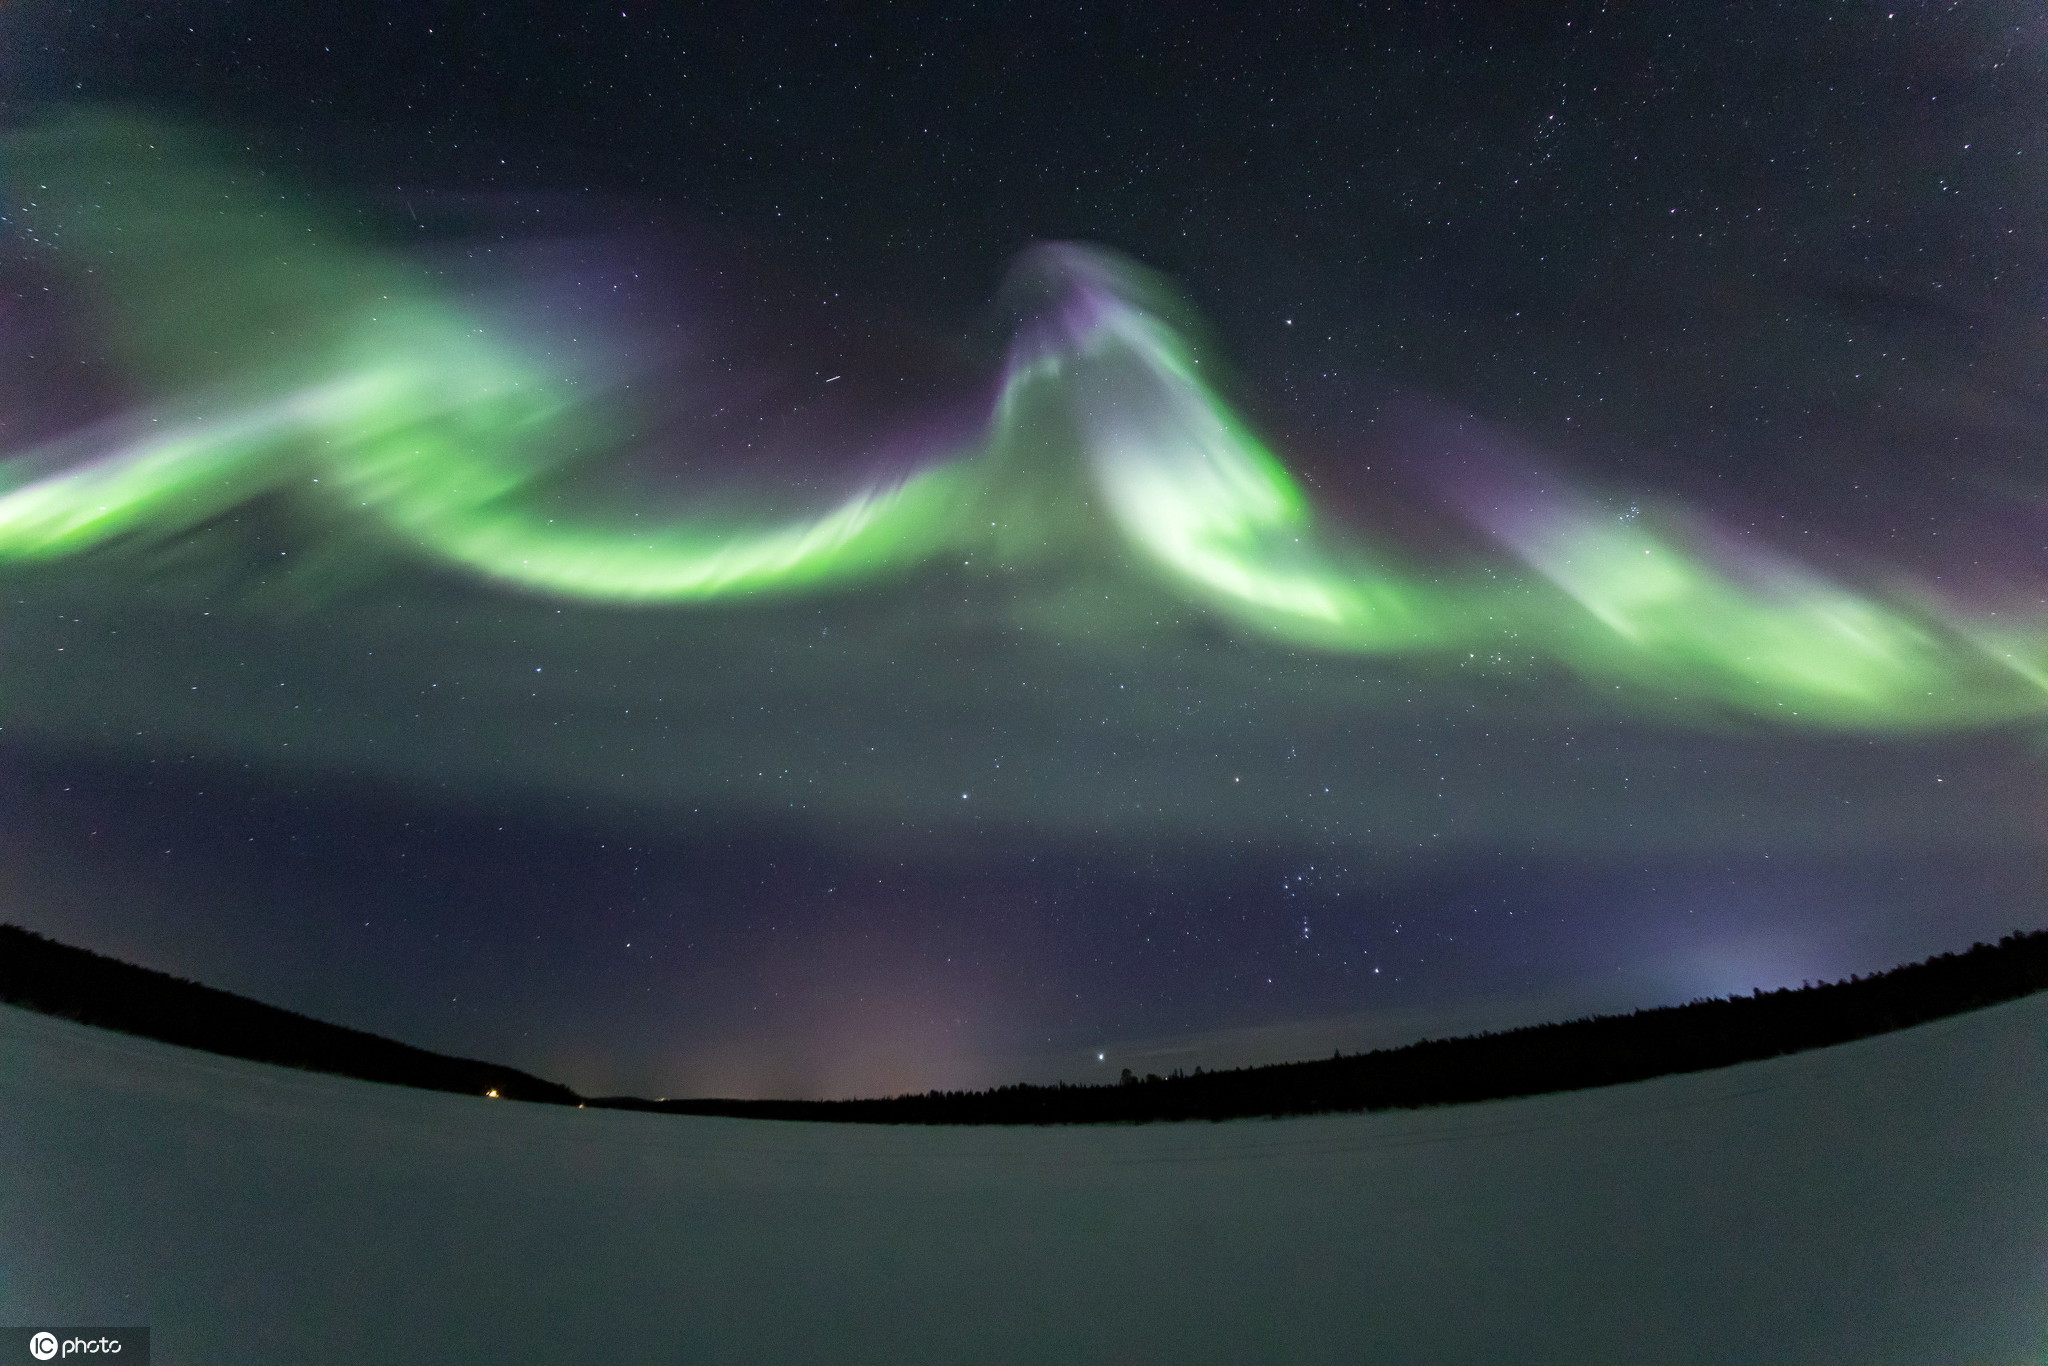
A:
2;1;2046;1099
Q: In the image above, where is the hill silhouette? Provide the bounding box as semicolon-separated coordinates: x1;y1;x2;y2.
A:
0;924;579;1106
5;921;2047;1122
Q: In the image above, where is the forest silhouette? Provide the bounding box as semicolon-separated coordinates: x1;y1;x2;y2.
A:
5;921;2046;1124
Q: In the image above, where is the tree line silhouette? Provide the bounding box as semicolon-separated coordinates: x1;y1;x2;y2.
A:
0;923;578;1105
593;929;2048;1123
5;920;2046;1123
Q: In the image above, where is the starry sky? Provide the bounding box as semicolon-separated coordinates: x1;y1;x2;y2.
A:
2;1;2046;1099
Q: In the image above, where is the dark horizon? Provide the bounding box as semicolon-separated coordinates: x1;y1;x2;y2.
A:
9;918;2046;1125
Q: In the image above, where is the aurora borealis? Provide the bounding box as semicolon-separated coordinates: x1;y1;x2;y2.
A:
8;119;2048;729
3;1;2047;1098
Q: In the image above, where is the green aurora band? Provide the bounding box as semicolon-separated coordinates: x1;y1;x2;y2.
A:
5;114;2046;732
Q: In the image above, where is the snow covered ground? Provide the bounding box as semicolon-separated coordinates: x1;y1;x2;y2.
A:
3;996;2044;1365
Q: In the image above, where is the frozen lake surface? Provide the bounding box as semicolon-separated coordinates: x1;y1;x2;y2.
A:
4;996;2045;1364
